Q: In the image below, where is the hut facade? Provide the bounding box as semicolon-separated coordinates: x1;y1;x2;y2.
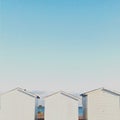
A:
0;88;40;120
81;88;120;120
45;91;80;120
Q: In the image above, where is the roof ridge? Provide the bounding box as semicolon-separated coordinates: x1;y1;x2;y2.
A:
81;87;104;95
103;88;120;95
0;87;40;98
44;90;80;101
81;88;120;96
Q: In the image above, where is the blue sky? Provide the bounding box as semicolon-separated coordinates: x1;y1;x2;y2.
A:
0;0;120;92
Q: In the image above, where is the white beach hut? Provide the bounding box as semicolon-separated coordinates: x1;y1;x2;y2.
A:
0;87;40;120
44;91;80;120
81;88;120;120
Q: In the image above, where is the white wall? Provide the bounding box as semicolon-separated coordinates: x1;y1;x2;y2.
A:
0;90;36;120
84;90;120;120
45;93;78;120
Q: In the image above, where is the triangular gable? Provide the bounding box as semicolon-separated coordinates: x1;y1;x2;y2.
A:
0;87;40;99
81;88;120;96
45;91;80;101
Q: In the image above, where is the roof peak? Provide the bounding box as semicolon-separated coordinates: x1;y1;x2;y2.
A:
0;87;40;99
44;90;81;101
81;87;120;96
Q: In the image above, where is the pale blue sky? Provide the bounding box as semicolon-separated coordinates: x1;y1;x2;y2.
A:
0;0;120;92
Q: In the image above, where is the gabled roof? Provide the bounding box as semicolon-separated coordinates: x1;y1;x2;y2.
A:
0;87;40;99
81;88;120;96
44;91;80;101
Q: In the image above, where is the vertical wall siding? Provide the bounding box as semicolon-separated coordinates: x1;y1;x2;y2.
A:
0;90;36;120
45;93;78;120
87;90;120;120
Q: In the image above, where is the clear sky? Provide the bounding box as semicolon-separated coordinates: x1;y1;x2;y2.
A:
0;0;120;92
